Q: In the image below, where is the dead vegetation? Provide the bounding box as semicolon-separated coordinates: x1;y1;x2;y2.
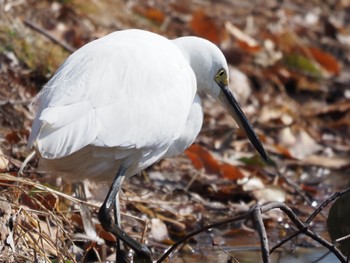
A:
0;0;350;262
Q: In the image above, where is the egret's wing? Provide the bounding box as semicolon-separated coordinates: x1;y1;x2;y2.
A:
32;102;97;159
30;30;196;159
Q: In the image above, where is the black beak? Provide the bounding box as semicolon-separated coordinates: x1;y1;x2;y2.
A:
219;84;268;163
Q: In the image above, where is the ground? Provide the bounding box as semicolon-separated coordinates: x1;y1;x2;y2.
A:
0;0;350;262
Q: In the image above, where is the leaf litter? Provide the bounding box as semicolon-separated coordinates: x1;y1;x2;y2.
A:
0;0;350;262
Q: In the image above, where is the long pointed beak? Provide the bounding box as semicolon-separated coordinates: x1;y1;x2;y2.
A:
218;84;268;163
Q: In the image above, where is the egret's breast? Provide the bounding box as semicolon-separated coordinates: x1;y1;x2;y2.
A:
162;94;203;158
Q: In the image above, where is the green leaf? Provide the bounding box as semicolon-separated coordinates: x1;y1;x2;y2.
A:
238;155;269;167
283;53;323;77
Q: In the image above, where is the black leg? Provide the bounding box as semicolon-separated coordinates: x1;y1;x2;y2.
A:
115;189;126;263
98;165;152;263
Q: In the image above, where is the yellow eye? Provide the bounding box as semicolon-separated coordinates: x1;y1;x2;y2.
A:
215;69;228;86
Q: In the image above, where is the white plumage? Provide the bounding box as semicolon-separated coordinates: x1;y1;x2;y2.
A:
27;29;267;261
29;30;200;181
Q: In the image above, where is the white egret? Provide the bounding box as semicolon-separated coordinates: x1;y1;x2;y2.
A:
27;29;268;262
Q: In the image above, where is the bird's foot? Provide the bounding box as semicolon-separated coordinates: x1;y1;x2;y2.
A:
115;242;152;263
98;207;152;262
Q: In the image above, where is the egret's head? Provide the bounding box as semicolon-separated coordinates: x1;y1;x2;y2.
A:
173;36;268;162
173;37;228;97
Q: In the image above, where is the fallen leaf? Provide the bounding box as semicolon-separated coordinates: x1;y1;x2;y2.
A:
0;149;9;170
283;53;323;77
225;21;261;53
190;9;222;44
132;5;165;24
95;224;116;242
150;218;169;242
238;155;267;167
327;191;350;255
254;186;286;204
5;131;21;144
185;150;204;170
185;144;221;175
300;155;350;169
302;100;350;117
219;163;245;180
229;67;252;105
278;127;322;159
241;177;265;192
308;46;341;75
272;144;293;158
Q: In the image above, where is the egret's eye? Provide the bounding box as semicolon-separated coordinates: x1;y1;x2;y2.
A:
215;69;228;86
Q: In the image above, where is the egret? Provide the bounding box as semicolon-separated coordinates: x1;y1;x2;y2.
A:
27;29;268;262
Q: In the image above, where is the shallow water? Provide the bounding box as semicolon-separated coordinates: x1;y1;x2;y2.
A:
170;246;338;263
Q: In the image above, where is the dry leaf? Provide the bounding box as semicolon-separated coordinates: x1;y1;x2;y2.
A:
302;100;350;117
134;6;165;24
185;144;221;175
272;144;293;158
278;127;322;159
219;163;245;180
241;177;265;191
190;9;222;44
300;155;350;169
95;224;116;242
308;46;341;75
229;67;252;105
253;186;286;204
225;21;261;53
327;191;350;255
150;218;169;242
0;150;9;170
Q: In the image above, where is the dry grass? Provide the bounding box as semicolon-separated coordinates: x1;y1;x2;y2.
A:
0;173;88;262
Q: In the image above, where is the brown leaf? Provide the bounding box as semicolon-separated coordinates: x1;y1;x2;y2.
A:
219;163;245;180
19;192;56;213
20;193;39;211
185;144;221;175
212;184;243;202
272;144;294;158
308;46;341;75
225;21;261;53
190;9;222;44
133;5;165;24
5;131;21;144
70;213;83;226
95;224;117;242
35;193;58;211
185;150;204;170
300;184;318;194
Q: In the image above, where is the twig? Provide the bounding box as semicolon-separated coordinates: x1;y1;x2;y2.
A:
311;250;332;263
335;234;350;244
306;187;350;225
157;201;347;263
269;165;322;217
212;241;239;263
156;213;250;263
253;205;271;263
262;202;346;263
270;229;302;253
23;19;76;53
271;188;350;256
